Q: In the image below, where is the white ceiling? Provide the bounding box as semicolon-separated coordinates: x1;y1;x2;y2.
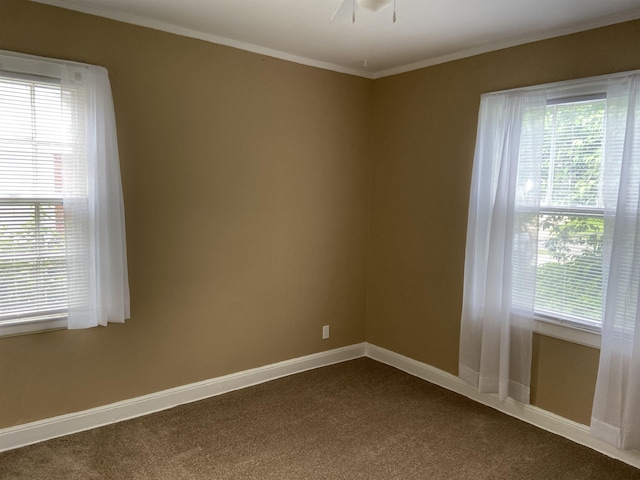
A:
34;0;640;78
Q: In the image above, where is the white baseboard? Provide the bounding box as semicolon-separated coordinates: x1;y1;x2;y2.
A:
365;343;640;470
0;343;367;453
2;341;639;470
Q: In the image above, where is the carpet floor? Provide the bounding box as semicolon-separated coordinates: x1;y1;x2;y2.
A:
1;357;639;479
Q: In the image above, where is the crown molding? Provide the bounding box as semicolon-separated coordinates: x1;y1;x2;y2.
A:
29;0;375;79
25;3;640;78
372;8;640;79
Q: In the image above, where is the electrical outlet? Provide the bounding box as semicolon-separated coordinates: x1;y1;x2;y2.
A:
322;325;330;339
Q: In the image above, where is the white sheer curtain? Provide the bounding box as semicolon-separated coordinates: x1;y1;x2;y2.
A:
61;64;130;329
459;91;546;403
591;73;640;450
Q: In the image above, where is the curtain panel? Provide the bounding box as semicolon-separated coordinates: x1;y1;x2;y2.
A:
458;91;546;403
591;73;640;450
61;62;130;329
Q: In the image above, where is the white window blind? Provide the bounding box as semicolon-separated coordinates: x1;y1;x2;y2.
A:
0;73;73;325
534;98;605;329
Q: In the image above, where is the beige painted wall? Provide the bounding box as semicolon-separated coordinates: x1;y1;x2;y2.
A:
367;20;640;424
0;0;371;428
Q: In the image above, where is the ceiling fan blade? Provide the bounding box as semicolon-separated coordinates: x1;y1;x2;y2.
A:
331;0;357;22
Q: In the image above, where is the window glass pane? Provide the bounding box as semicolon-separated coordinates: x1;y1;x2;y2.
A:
541;100;605;208
0;80;32;141
0;202;67;321
535;99;605;327
536;213;603;324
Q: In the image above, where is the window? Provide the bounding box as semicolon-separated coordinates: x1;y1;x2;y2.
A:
0;72;69;330
460;71;640;448
534;96;606;330
0;51;129;336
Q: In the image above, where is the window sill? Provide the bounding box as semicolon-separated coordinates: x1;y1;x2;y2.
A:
533;316;601;349
0;317;67;338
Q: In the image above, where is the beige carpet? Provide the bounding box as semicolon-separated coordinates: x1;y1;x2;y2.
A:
1;358;639;479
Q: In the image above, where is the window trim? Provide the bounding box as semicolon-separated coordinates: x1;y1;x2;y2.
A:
546;92;606;106
0;315;67;337
534;315;601;349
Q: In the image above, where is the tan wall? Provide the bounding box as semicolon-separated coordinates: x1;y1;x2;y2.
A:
0;0;371;428
367;20;640;424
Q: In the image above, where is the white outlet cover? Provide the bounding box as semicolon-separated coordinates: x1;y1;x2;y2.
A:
322;325;330;339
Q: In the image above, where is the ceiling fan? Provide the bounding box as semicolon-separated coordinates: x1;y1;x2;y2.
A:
332;0;397;23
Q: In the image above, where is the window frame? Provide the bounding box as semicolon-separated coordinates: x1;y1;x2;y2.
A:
534;316;601;348
0;316;67;337
0;54;75;337
531;89;608;342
